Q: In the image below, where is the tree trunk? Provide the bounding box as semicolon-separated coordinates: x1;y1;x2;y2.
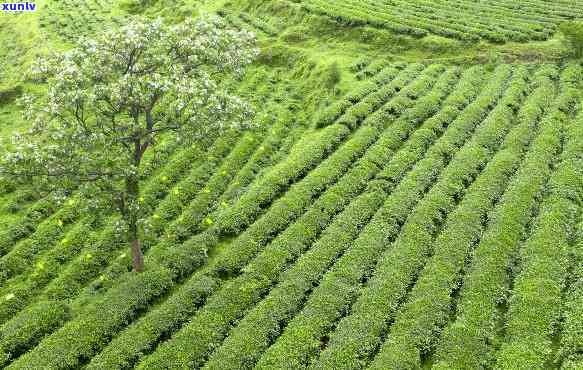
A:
126;170;144;273
131;237;145;273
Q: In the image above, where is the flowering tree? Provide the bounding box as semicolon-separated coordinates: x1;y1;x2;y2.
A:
0;16;258;272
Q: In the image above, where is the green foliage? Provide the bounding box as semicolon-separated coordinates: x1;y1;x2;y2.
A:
257;65;517;369
323;61;342;90
106;125;381;369
120;0;159;14
314;64;404;128
495;69;583;369
0;300;70;366
560;21;583;58
217;124;349;234
0;85;22;106
371;66;557;369
301;0;577;42
434;64;582;370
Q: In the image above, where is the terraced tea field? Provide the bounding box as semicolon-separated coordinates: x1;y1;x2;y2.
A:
0;0;582;369
1;61;581;369
302;0;583;42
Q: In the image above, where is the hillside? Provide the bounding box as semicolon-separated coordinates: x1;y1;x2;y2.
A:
0;0;582;369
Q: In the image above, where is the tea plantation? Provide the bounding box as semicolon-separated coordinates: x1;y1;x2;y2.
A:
0;0;582;369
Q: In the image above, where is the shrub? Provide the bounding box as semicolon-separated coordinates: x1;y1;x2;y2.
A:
560;21;583;58
0;300;70;365
323;62;342;90
0;85;22;106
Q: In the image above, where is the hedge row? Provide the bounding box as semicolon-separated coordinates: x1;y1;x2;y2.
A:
309;67;515;370
139;144;207;213
401;1;531;42
80;65;426;368
0;301;70;367
405;0;547;41
155;135;263;244
313;0;479;41
142;131;245;247
0;197;57;257
7;222;219;368
90;65;455;368
65;120;290;309
253;65;520;369
217;123;350;234
364;0;504;41
0;198;84;284
30;137;228;304
354;66;398;97
135;67;460;370
7;122;374;369
373;65;483;186
65;131;242;280
316;64;520;369
0;188;38;215
210;124;382;275
336;63;435;129
489;0;583;20
0;179;15;198
16;113;286;320
139;134;188;181
446;0;559;25
201;65;486;370
356;65;452;130
496;86;583;368
7;265;179;369
315;64;404;128
167;115;296;236
239;12;279;36
433;66;580;369
60;136;255;313
559;220;583;369
301;1;428;38
9;120;350;368
144;131;273;271
220;117;293;204
220;10;276;37
369;66;560;369
0;117;184;263
2;117;289;365
354;59;391;80
0;217;97;325
349;57;371;74
305;0;568;42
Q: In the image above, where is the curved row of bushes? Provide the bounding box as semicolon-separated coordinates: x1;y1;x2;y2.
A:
200;65;485;370
369;65;561;369
315;64;404;128
496;70;583;369
302;0;578;42
559;218;583;369
135;66;458;369
433;65;581;369
252;65;522;369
